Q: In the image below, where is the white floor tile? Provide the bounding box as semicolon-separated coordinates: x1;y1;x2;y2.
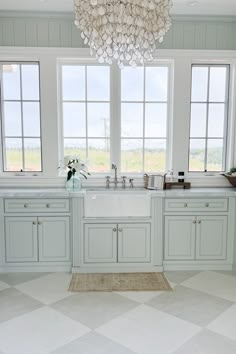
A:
182;271;236;302
96;304;201;354
114;291;163;303
15;273;72;305
0;307;90;354
0;280;10;292
207;304;236;341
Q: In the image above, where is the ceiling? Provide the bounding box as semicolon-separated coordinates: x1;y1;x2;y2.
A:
0;0;236;16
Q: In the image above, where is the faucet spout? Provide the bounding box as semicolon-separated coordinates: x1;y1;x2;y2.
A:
111;163;118;186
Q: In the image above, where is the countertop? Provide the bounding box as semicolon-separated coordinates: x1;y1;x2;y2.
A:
0;187;235;198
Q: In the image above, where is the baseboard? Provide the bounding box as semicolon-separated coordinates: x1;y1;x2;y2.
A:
163;264;233;271
72;266;164;273
0;263;72;273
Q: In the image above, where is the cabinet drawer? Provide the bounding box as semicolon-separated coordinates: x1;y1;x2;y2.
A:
4;199;70;213
165;198;228;212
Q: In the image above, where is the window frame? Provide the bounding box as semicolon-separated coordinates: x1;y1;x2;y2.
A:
188;63;230;174
58;58;173;176
0;61;43;174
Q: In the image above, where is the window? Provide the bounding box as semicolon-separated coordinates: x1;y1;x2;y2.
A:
60;62;170;174
61;65;110;172
121;66;169;173
189;65;229;172
0;62;42;172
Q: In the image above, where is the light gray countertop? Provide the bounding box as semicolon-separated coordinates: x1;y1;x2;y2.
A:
0;187;235;198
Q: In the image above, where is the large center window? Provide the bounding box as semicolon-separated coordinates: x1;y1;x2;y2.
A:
60;62;170;174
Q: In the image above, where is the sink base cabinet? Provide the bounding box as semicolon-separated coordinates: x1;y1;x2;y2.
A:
84;223;151;265
5;216;70;263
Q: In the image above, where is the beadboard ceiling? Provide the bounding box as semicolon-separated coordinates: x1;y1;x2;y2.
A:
0;0;236;16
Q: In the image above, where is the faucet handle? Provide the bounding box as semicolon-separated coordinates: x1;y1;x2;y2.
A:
129;178;134;188
105;176;110;188
121;176;126;188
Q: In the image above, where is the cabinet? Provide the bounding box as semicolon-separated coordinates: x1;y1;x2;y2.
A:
5;216;70;263
84;223;151;264
164;215;227;261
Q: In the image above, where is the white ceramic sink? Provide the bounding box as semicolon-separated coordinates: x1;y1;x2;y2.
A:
84;189;151;217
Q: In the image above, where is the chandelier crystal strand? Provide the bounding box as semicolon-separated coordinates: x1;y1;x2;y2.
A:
74;0;172;68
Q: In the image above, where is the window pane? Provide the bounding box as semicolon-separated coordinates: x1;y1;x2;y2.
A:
190;103;207;138
145;67;168;101
21;65;39;100
62;66;85;100
207;139;224;171
87;103;110;137
63;103;86;137
145;103;167;138
209;67;227;102
144;139;166;172
121;67;144;101
24;138;41;171
87;66;110;101
5;138;23;171
121;103;143;137
191;67;208;102
88;139;110;172
23;102;40;137
121;139;143;172
3;102;22;136
2;64;20;100
189;139;205;172
208;104;225;138
64;139;86;161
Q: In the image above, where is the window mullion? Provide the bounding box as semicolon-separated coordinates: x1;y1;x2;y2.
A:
20;64;25;171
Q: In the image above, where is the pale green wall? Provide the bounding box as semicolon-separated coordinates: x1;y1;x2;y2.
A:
0;12;236;50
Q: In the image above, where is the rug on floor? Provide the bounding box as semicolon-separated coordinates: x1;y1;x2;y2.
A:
69;272;172;292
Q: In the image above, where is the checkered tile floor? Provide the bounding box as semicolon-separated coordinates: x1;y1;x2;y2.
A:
0;270;236;354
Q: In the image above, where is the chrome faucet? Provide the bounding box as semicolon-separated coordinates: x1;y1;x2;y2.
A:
111;163;118;187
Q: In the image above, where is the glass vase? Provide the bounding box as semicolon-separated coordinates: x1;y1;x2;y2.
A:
65;174;82;191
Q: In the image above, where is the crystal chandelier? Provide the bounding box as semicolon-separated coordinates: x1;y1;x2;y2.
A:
74;0;172;68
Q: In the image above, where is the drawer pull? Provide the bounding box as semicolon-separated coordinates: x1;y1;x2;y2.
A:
118;228;122;232
113;228;117;232
32;221;36;225
193;220;196;224
205;203;209;207
24;204;28;208
184;203;188;207
46;204;50;208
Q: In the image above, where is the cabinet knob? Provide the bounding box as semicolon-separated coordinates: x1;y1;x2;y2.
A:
32;221;36;225
24;204;28;208
38;221;42;225
46;204;50;208
184;203;188;207
198;220;201;224
118;228;122;232
193;220;196;224
113;228;117;232
205;203;209;207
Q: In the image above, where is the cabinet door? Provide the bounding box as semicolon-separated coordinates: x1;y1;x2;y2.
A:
84;224;117;263
38;217;70;262
118;223;151;263
5;217;38;262
196;216;227;260
164;216;196;260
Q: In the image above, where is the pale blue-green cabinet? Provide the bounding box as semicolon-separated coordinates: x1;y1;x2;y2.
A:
5;217;38;262
196;216;227;260
165;215;227;261
5;216;70;262
164;216;196;260
84;223;151;263
38;217;70;262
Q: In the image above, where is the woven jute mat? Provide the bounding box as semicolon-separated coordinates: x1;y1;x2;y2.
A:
69;272;172;292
